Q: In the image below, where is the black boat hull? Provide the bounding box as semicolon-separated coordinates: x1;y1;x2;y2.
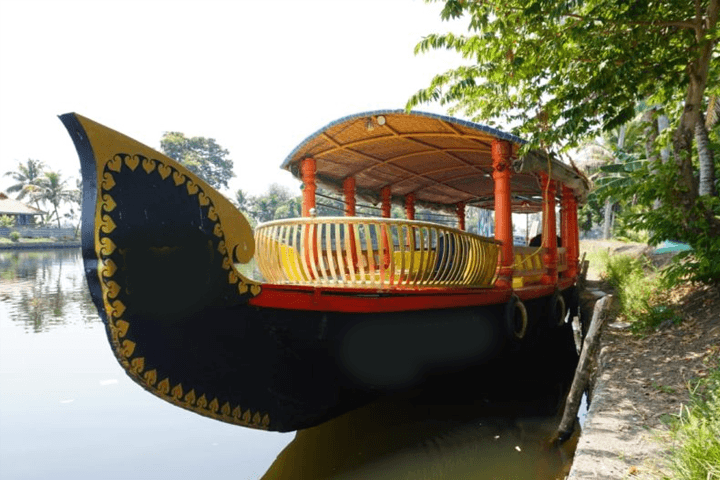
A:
60;113;519;431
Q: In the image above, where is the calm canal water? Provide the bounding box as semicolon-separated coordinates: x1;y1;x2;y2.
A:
0;249;577;480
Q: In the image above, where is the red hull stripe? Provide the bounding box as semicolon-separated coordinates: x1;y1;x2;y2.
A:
248;280;575;313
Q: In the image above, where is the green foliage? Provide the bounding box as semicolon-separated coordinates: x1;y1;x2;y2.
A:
604;157;720;283
161;132;234;191
9;230;21;242
245;183;300;223
3;158;45;201
0;215;15;227
664;363;720;480
35;171;75;229
413;0;720;258
410;0;714;150
612;206;650;244
600;252;681;332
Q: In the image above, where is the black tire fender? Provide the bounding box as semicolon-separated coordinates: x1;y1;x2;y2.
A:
548;290;567;328
505;295;528;341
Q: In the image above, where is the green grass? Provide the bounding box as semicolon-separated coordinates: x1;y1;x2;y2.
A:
596;251;681;333
663;364;720;480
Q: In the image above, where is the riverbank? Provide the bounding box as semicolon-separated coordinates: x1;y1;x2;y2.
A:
568;241;720;479
0;238;80;250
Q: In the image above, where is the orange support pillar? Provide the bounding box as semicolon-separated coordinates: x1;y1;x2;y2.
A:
563;185;579;279
343;177;356;217
301;158;316;217
492;139;513;289
301;158;318;276
405;193;415;220
381;186;392;218
456;202;466;231
540;174;558;285
380;186;392;266
343;176;358;265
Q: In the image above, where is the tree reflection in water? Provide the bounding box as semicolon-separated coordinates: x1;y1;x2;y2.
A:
263;348;581;480
0;249;96;333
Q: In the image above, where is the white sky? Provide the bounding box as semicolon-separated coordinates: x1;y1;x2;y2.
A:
0;0;467;198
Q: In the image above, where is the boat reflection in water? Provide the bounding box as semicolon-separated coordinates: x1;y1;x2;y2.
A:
263;342;580;480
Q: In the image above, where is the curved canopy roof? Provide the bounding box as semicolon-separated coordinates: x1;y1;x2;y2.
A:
282;110;589;213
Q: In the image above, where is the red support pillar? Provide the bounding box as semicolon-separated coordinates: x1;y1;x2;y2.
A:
492;139;513;289
343;177;356;217
301;158;316;218
380;186;392;266
456;202;466;231
301;158;318;276
405;193;415;220
381;186;392;218
540;174;558;285
563;185;579;279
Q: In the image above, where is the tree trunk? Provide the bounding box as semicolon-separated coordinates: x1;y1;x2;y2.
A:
643;108;658;163
602;198;613;239
670;0;719;235
54;205;61;229
657;115;670;164
697;112;717;197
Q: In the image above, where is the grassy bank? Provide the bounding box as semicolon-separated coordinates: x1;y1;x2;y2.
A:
588;244;720;479
663;362;720;480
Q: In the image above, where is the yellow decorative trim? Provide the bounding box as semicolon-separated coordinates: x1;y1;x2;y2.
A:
142;157;156;174
86;141;268;430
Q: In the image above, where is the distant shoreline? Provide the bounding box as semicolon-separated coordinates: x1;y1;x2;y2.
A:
0;241;81;250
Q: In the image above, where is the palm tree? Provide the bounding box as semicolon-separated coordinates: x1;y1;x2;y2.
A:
35;171;74;228
4;158;46;213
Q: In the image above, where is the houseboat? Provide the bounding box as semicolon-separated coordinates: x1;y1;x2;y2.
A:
60;110;589;432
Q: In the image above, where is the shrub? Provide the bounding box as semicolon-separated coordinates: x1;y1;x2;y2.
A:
9;231;21;242
0;215;14;227
600;253;681;333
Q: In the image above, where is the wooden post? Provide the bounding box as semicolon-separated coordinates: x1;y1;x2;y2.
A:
343;177;358;266
405;193;415;220
343;177;356;217
301;158;316;218
380;186;392;266
540;174;558;285
554;294;614;444
301;158;318;274
492;139;513;289
456;201;466;231
563;185;579;279
381;186;392;218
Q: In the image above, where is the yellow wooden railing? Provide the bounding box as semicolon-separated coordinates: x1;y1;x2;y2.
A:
512;246;568;288
254;217;500;289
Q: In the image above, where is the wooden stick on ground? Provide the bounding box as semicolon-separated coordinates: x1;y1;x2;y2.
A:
554;294;614;444
578;252;589;291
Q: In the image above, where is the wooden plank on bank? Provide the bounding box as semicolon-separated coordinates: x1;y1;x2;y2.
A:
554;294;614;444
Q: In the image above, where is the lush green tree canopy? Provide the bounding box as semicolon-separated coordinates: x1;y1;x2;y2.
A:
410;0;717;150
160;132;235;191
410;0;720;276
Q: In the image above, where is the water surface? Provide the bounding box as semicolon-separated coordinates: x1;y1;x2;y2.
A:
0;250;577;479
0;250;292;480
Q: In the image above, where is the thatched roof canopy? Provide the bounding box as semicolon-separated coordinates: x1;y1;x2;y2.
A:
282;110;590;213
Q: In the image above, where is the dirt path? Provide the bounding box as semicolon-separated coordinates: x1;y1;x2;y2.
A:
568;241;720;479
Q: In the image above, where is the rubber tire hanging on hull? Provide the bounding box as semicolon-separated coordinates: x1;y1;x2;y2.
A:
547;289;567;328
505;295;528;342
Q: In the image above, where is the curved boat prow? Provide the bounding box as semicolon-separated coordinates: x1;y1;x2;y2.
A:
59;113;271;428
